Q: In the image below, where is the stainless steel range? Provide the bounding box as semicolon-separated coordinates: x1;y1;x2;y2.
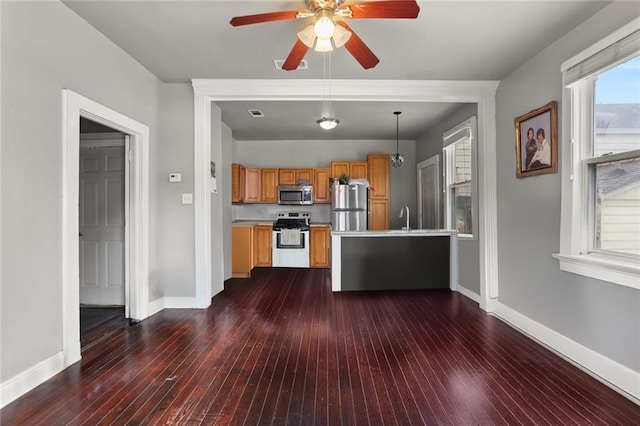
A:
272;211;310;268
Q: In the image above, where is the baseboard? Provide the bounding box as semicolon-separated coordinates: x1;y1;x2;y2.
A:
491;301;640;404
0;351;65;409
456;285;480;304
148;296;197;317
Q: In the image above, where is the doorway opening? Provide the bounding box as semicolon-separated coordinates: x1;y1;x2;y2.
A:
417;154;441;229
63;89;150;366
78;118;129;348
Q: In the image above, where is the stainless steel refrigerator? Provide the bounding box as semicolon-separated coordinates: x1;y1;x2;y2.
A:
330;182;368;231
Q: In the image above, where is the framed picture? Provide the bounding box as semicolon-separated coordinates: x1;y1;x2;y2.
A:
514;101;558;178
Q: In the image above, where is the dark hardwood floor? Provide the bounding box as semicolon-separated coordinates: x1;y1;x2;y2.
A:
2;268;638;425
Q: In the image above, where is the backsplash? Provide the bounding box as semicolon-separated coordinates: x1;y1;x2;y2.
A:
233;203;331;223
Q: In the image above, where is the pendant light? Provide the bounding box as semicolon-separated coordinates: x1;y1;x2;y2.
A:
391;111;404;168
317;51;339;130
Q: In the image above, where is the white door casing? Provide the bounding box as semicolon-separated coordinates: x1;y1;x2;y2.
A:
79;141;125;306
63;90;149;366
417;155;440;229
192;79;500;312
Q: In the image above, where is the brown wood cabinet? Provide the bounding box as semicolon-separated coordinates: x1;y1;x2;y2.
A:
369;199;390;230
253;224;273;267
260;168;278;203
367;154;390;199
310;225;331;268
232;225;253;278
349;162;368;179
330;161;350;179
231;163;246;203
278;168;296;185
295;168;313;185
331;161;368;180
279;168;313;186
244;168;261;202
313;168;330;203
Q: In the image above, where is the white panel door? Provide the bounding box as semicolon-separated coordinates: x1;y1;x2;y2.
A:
79;145;125;305
417;155;440;229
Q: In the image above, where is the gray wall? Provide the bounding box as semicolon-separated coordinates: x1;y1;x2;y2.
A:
495;2;640;371
416;104;480;294
158;84;195;298
233;139;417;229
0;1;197;382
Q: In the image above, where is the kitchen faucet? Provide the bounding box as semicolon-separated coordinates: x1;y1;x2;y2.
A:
399;205;410;230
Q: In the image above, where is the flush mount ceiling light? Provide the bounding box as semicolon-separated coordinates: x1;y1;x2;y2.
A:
391;111;405;168
317;117;339;130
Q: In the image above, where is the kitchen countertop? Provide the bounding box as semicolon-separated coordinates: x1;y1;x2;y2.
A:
232;220;274;226
331;229;456;237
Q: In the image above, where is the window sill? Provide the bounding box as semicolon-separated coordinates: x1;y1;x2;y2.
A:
552;253;640;290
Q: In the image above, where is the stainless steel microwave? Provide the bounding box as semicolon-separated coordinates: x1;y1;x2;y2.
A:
277;185;313;205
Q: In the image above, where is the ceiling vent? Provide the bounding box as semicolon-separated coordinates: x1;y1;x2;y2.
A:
248;109;265;118
274;59;308;70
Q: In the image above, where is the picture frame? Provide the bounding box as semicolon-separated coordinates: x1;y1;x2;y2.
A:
514;101;558;178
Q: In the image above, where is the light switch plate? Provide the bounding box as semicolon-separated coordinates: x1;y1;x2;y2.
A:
169;172;182;183
182;193;193;204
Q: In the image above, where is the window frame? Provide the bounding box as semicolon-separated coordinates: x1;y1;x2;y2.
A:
443;116;478;240
555;20;640;290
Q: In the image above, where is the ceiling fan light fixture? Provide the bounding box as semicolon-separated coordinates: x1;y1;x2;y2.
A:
314;14;335;39
297;24;316;48
317;117;339;130
332;24;351;48
314;37;333;52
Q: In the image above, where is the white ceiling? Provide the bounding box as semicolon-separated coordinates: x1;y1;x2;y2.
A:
62;0;609;140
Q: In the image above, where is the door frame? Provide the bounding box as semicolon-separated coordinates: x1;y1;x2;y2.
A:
62;90;149;366
192;79;500;311
417;154;440;229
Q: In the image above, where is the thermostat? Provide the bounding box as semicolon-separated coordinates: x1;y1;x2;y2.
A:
169;172;182;183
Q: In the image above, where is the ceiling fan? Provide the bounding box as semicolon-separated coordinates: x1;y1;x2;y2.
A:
230;0;420;71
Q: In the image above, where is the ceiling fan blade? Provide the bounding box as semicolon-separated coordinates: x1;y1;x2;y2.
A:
337;22;380;69
230;10;301;27
338;1;420;19
282;40;310;71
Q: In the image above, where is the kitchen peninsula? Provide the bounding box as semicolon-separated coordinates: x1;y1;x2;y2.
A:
331;230;458;292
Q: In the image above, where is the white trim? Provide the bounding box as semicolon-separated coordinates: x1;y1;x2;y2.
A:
0;352;65;408
561;17;640;72
491;301;640;404
416;155;440;229
558;27;640;289
442;116;478;242
148;297;198;317
193;93;213;308
62;90;150;368
552;253;640;290
456;284;480;304
193;79;499;312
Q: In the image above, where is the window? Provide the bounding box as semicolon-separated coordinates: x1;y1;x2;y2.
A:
443;117;477;239
556;21;640;289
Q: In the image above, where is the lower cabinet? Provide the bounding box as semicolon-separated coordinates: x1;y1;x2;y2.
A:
232;226;253;278
310;225;331;268
253;224;273;267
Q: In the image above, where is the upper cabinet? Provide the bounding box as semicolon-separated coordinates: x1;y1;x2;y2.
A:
313;168;330;203
261;168;278;203
233;155;384;205
367;154;390;199
244;167;261;203
279;168;313;186
232;163;246;203
330;161;368;180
